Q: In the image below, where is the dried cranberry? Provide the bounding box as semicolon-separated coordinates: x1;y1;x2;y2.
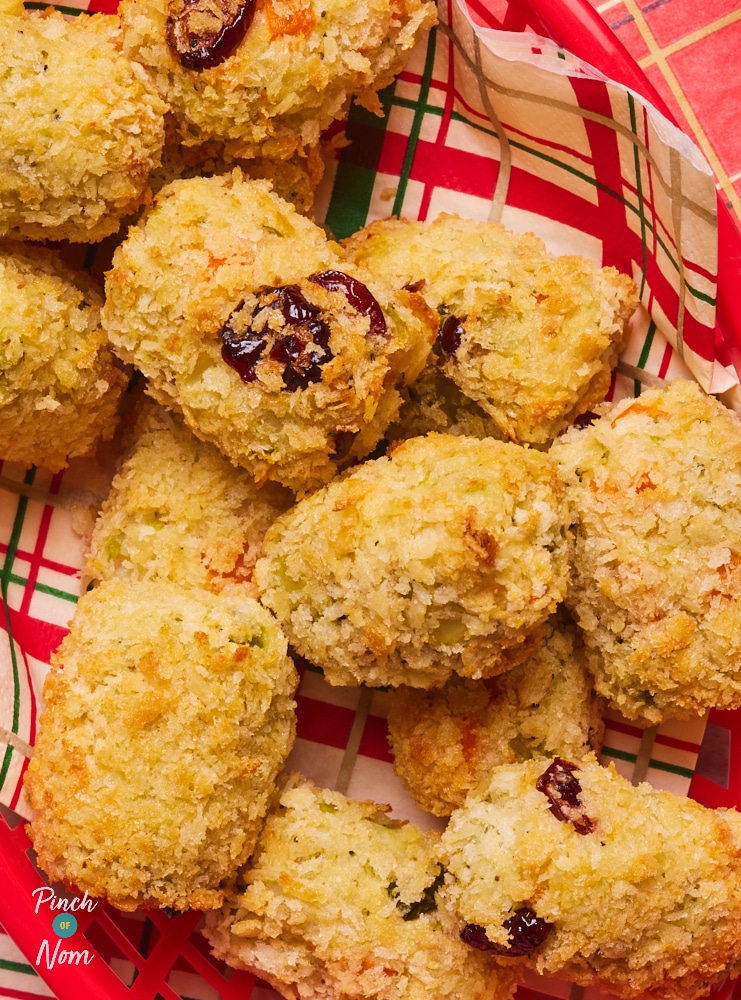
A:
460;908;552;956
221;321;265;383
438;314;465;355
277;285;322;326
536;758;596;835
220;286;333;391
166;0;257;69
309;270;386;338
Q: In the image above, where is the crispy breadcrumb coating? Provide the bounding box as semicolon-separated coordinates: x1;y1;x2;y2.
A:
148;138;326;217
0;241;129;472
255;433;572;687
440;754;741;1000
0;7;166;242
551;378;741;724
86;400;293;592
343;215;638;446
25;578;298;912
119;0;436;158
387;614;605;815
204;775;521;1000
102;174;434;493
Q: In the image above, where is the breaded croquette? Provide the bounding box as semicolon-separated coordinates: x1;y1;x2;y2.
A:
119;0;436;159
148;138;326;217
102;174;435;493
387;614;605;815
254;433;572;688
86;400;293;592
203;775;521;1000
0;5;167;242
551;378;741;724
343;215;638;446
25;577;298;912
0;241;129;472
440;754;741;1000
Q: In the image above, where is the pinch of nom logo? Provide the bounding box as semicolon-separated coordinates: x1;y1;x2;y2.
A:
32;886;97;969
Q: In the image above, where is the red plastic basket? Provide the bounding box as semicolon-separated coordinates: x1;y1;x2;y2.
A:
2;1;741;999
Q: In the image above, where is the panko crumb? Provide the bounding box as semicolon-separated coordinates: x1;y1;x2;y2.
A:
25;577;298;912
86;399;293;593
0;241;129;472
440;754;741;1000
387;613;605;815
0;7;167;242
551;377;741;723
343;215;638;446
204;774;521;1000
255;433;572;687
120;0;436;158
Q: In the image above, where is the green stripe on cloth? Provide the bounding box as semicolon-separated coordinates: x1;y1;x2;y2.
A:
635;319;657;395
648;758;694;780
24;1;83;12
324;84;397;239
0;957;38;976
601;746;638;764
392;30;438;217
1;571;78;605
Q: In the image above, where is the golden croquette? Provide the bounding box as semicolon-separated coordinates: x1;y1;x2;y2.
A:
387;614;605;816
25;577;298;912
86;400;293;592
102;174;435;494
0;6;167;242
343;215;638;446
203;775;521;1000
0;241;129;472
551;377;741;724
440;754;741;1000
254;433;572;688
119;0;436;158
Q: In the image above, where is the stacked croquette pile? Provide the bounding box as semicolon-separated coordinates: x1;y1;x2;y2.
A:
4;1;741;997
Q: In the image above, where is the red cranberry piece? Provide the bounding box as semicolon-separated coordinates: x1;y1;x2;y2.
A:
221;323;265;383
461;908;553;956
220;286;334;391
270;324;331;391
277;285;322;326
309;270;387;338
536;757;596;835
438;314;465;355
166;0;257;69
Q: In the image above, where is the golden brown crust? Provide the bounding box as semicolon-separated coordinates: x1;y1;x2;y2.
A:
0;8;166;242
387;614;605;815
255;433;572;687
86;399;292;592
552;378;741;723
0;241;129;471
102;174;435;493
120;0;437;157
440;755;741;1000
344;215;638;446
25;577;298;911
204;775;521;1000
